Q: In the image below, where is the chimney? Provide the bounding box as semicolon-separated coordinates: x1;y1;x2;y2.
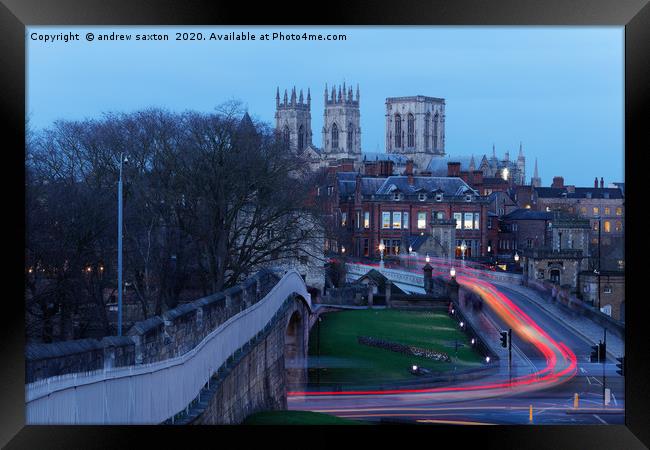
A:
472;170;483;186
379;160;394;177
594;177;598;189
551;176;564;188
600;177;604;189
447;162;461;177
566;185;575;193
406;160;414;185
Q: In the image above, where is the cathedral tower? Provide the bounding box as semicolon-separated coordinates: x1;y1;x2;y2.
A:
516;142;526;185
385;95;445;171
322;83;361;162
275;86;312;152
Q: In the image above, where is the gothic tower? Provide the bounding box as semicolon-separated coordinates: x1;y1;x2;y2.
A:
275;86;312;152
322;83;361;162
385;95;446;171
516;142;526;185
531;157;542;187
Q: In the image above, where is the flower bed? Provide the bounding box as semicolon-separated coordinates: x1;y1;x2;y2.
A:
357;336;451;362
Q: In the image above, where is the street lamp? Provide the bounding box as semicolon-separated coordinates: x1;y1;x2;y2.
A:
117;152;128;336
450;267;456;279
425;254;430;263
341;246;346;254
378;242;385;268
461;243;467;262
514;252;519;262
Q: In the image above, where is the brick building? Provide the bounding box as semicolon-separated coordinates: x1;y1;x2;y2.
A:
322;160;490;260
578;270;625;321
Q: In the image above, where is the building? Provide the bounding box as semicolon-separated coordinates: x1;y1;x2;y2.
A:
521;213;591;291
577;270;625;321
531;176;624;271
322;160;490;261
497;209;553;260
385;96;446;169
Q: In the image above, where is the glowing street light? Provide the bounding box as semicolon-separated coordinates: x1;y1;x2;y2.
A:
425;254;430;263
341;246;346;254
514;252;520;263
471;338;476;345
459;321;464;328
450;267;456;278
412;365;418;372
378;242;385;268
485;356;491;363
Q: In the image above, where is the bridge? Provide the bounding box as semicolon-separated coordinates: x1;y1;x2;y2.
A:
25;269;312;425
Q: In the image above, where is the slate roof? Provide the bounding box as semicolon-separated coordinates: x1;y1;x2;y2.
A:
361;152;409;164
405;234;429;252
426;155;477;175
502;209;553;221
534;187;623;199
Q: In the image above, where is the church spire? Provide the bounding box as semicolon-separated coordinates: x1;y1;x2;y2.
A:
518;141;524;158
356;83;360;102
299;89;303;104
534;158;539;178
283;89;288;106
337;85;342;103
276;87;280;108
290;86;296;105
469;155;476;171
324;84;328;103
492;143;496;158
307;88;311;106
342;81;346;102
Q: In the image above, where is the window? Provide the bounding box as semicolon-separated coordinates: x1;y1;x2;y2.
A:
327;186;333;196
488;217;493;229
407;113;415;147
403;212;409;229
604;286;612;294
382;212;391;229
394;114;402;148
418;193;426;201
356;211;361;229
418;212;427;229
316;187;321;196
393;192;401;201
347;123;353;150
298;124;304;151
424;112;431;149
433;112;439;151
593;207;599;216
616;207;622;216
604;221;611;232
604;207;611;215
434;211;444;220
465;194;472;202
331;123;339;149
537;270;545;279
363;239;369;257
364;211;370;229
615;220;622;232
464;213;473;230
341;212;347;227
580;207;587;215
473;212;480;230
527;238;533;248
454;213;462;229
593;221;599;231
435;193;443;202
393;212;402;229
283;126;290;144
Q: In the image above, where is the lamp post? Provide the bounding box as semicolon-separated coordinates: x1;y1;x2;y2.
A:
379;242;385;268
450;266;456;279
425;254;430;263
461;243;466;266
514;252;520;272
117;152;127;336
408;245;413;270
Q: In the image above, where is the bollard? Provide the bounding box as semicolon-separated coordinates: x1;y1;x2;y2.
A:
574;393;579;409
529;405;533;423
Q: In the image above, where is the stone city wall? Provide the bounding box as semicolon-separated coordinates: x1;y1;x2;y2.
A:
25;269;281;384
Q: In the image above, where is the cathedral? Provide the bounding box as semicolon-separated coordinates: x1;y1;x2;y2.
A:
274;84;530;186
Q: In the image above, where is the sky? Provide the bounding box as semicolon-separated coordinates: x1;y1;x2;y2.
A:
26;26;624;186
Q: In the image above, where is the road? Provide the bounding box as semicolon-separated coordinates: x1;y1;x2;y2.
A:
288;259;624;424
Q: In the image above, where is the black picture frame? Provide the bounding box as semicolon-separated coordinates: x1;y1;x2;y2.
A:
2;1;648;448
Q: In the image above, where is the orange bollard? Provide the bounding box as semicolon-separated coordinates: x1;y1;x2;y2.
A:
574;393;579;409
529;404;533;423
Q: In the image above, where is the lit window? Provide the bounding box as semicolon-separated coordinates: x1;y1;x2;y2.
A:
341;212;347;226
580;207;587;215
604;221;611;232
605;207;611;215
473;212;480;230
615;221;622;232
436;194;443;202
616;207;622;216
593;207;599;216
464;213;473;230
403;212;409;229
364;211;370;229
382;212;390;229
393;212;402;229
356;211;361;229
418;193;426;201
454;213;462;230
417;212;426;229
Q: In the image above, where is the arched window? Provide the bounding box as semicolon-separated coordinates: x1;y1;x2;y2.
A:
347;122;353;150
433;112;439;151
298;124;304;151
394;114;402;148
283;126;290;146
424;112;431;150
407;113;415;147
331;123;339;149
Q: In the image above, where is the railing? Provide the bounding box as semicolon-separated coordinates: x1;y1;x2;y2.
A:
25;270;311;425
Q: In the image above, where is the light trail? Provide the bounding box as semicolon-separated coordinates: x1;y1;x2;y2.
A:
288;259;577;401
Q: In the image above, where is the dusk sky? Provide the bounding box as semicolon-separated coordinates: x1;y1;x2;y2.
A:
27;26;624;187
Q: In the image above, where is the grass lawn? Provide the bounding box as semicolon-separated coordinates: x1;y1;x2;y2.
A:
308;309;483;387
243;410;366;425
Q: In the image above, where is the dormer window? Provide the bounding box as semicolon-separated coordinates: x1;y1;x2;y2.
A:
435;193;443;202
418;193;427;201
393;193;402;201
465;194;472;202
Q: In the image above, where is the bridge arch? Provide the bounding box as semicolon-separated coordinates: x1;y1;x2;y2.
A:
284;295;309;391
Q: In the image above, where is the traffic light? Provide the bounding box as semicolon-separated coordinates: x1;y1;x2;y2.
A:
500;331;509;348
616;356;625;376
590;344;600;363
599;342;606;362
